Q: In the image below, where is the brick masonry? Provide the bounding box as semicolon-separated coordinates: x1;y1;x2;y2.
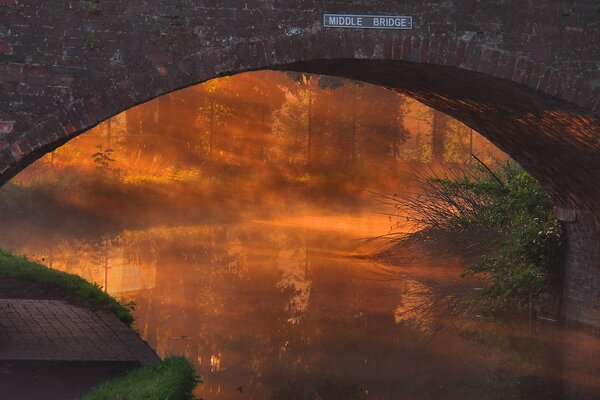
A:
0;299;158;363
0;1;600;327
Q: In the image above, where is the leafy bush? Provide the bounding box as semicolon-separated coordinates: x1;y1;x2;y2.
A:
386;162;565;313
460;165;564;312
464;207;564;312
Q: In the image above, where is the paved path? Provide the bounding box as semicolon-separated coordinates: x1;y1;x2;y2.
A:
0;296;159;399
0;299;157;363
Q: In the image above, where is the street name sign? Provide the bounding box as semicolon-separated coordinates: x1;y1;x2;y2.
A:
323;14;413;30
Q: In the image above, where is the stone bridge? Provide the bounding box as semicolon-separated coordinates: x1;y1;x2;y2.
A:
1;1;600;327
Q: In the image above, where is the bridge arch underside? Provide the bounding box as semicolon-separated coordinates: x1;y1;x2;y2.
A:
5;59;600;328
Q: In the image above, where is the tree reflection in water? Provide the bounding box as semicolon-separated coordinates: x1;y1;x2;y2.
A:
0;71;597;399
1;212;598;399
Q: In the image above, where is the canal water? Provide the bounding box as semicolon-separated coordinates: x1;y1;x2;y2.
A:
0;203;599;399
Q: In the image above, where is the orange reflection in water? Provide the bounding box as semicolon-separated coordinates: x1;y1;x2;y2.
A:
2;207;599;399
0;70;596;399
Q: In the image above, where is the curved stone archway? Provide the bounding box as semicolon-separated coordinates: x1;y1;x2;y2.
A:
1;1;600;326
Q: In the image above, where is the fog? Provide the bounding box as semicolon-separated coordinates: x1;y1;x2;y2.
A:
3;72;594;400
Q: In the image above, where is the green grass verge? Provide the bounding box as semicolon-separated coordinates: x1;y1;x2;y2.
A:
83;356;200;400
0;248;133;325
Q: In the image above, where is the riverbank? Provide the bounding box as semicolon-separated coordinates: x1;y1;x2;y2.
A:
83;356;199;400
0;249;198;399
0;249;133;324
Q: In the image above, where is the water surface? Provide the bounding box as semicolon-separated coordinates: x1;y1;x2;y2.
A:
1;206;599;400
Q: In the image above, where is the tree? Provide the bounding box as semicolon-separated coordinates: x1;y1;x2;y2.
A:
195;78;235;159
357;86;409;166
271;84;312;169
431;109;449;165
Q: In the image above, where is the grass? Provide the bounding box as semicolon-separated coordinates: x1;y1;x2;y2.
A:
0;250;200;398
83;356;200;400
0;248;134;325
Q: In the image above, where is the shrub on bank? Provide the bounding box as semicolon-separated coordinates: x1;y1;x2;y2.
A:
83;356;200;400
385;162;565;313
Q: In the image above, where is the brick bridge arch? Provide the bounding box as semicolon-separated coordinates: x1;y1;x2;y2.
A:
2;1;600;327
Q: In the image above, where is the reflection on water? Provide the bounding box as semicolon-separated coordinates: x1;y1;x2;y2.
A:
1;208;600;400
1;69;595;398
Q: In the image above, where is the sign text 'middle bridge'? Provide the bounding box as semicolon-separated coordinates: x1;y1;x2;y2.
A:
323;14;413;30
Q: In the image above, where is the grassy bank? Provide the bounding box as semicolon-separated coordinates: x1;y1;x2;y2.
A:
0;249;133;325
83;356;199;400
0;250;200;398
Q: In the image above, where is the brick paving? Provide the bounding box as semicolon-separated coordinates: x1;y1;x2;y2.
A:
0;299;158;364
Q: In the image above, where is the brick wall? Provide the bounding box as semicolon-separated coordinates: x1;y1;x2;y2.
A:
1;0;600;327
563;215;600;329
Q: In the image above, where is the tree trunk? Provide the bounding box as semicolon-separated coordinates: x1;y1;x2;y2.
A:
307;89;313;170
431;109;448;165
126;107;142;136
209;98;214;155
351;97;358;164
469;127;474;163
106;118;112;147
261;106;268;162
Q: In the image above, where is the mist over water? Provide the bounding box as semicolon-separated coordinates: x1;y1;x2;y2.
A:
0;71;598;399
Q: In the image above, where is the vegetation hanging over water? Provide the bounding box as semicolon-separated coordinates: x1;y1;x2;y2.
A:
382;162;565;314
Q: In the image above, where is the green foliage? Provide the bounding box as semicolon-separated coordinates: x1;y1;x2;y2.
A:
0;249;133;325
396;162;565;313
83;356;200;400
464;214;564;312
457;164;565;312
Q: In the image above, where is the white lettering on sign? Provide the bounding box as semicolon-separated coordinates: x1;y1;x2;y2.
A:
327;15;364;27
324;14;413;30
374;17;409;28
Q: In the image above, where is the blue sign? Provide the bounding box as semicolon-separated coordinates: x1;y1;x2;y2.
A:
323;14;413;30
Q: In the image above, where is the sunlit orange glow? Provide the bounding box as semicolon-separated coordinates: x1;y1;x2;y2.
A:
0;71;596;399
